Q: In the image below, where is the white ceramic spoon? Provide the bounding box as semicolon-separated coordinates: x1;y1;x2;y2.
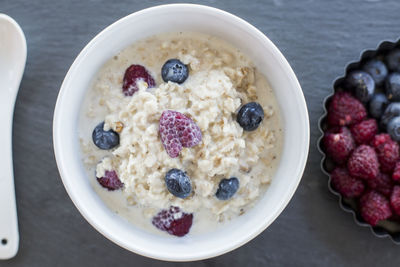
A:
0;14;26;260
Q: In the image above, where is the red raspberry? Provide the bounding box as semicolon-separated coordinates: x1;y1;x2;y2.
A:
371;133;392;147
96;170;123;191
371;134;399;173
390;186;400;216
347;145;379;180
159;110;202;158
323;127;355;164
122;64;155;96
330;167;365;198
350;119;378;144
360;191;392;226
393;161;400;181
327;92;367;126
152;206;193;237
367;172;394;197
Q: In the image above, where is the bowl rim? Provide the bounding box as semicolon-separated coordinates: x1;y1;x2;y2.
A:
53;3;310;261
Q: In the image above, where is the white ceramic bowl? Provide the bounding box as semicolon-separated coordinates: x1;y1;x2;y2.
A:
53;4;309;261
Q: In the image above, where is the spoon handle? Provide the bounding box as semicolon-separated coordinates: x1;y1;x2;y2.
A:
0;97;19;260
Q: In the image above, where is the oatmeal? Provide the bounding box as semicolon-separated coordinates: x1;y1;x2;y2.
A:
79;32;283;236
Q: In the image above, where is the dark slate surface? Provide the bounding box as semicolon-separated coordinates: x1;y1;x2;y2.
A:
1;0;400;266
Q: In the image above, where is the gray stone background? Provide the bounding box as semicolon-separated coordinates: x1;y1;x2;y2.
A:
1;0;400;266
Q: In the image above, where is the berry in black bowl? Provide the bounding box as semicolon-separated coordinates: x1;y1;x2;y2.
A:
385;72;400;101
387;116;400;141
368;93;389;119
362;59;388;86
346;70;375;103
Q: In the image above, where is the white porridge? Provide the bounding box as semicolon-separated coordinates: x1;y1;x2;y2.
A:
79;32;283;236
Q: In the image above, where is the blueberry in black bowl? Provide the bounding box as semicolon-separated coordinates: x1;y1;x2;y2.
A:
387;116;400;141
381;102;400;130
385;72;400;101
369;93;389;119
346;70;375;103
385;49;400;72
161;59;188;84
92;122;120;150
362;59;388;86
237;102;264;131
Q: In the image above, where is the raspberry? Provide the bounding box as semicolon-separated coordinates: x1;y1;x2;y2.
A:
367;172;393;197
371;134;399;173
393;161;400;181
347;145;379;180
122;64;155;96
323;127;355;164
390;186;400;216
330;167;365;198
350;119;378;144
360;191;392;226
152;206;193;237
96;170;123;191
327;92;367;126
159;110;202;158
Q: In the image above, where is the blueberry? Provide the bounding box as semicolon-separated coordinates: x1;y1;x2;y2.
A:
381;102;400;129
237;102;264;131
161;59;188;84
386;72;400;101
92;122;119;150
165;168;192;199
385;49;400;72
362;59;388;86
346;71;375;103
216;177;239;200
369;93;389;119
387;116;400;141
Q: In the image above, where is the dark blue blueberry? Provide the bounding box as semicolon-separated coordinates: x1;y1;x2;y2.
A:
369;93;389;119
385;72;400;101
362;59;388;86
237;102;264;131
387;116;400;141
346;71;375;103
165;168;192;199
385;49;400;72
92;122;119;150
380;102;400;130
216;177;239;200
161;59;188;84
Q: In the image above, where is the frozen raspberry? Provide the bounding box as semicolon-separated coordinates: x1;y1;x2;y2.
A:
159;110;202;158
323;127;355;164
350;119;378;144
371;133;392;147
367;172;393;197
393;162;400;181
347;145;379;180
327;92;367;126
330;167;365;198
360;191;392;226
96;170;123;191
122;64;155;96
390;186;400;216
371;134;399;173
152;206;193;237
